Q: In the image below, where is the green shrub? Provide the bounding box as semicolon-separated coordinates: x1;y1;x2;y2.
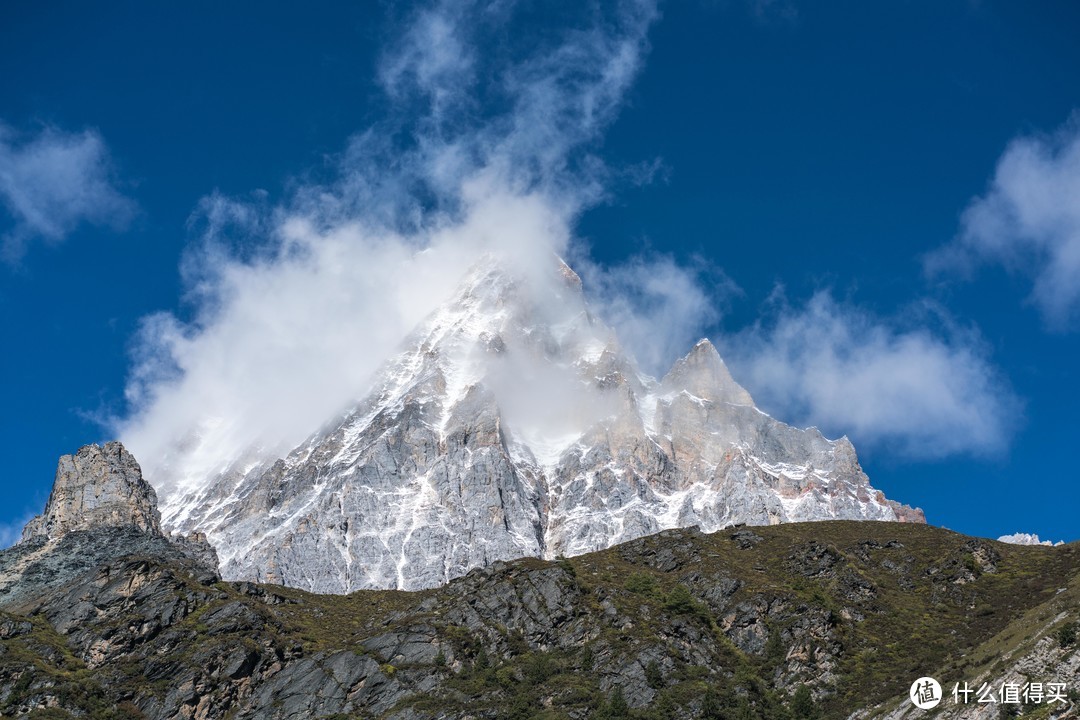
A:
495;666;517;688
700;687;730;720
523;652;556;684
625;572;658;595
645;659;664;689
664;584;711;624
791;684;818;719
474;646;490;670
664;584;697;614
765;628;785;663
590;686;631;719
1056;621;1077;648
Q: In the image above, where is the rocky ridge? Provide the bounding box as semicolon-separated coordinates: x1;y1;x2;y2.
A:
854;550;1080;720
1;443;218;611
153;257;924;593
0;452;1074;720
20;442;161;543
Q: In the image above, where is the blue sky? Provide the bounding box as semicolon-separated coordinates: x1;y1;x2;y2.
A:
1;1;1078;545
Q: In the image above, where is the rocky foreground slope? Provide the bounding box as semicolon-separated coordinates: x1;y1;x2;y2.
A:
1;443;1075;720
152;258;923;593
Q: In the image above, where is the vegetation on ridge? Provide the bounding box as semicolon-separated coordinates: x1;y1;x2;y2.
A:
1;521;1077;719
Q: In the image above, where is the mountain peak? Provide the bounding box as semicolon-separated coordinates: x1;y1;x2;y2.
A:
555;255;583;289
154;258;922;593
20;442;162;544
661;337;754;407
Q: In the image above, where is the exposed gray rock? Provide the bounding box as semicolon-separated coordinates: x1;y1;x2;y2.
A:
0;526;219;612
20;441;161;543
0;442;219;612
787;541;843;578
731;528;764;549
154;257;924;593
169;530;220;571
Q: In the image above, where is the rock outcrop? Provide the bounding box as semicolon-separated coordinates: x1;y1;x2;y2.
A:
1;518;1075;720
19;441;161;543
0;442;218;612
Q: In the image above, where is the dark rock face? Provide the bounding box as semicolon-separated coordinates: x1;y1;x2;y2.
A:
1;442;218;612
0;521;1077;719
0;526;216;612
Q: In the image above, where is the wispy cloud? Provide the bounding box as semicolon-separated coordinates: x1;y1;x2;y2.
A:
117;0;660;492
748;0;798;24
116;0;1017;487
0;122;135;263
926;113;1080;331
0;511;35;549
721;291;1021;459
576;252;737;377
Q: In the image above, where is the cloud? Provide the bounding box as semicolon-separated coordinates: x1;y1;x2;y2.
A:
720;292;1020;459
0;512;35;550
926;114;1080;330
116;0;660;494
575;252;736;376
0;122;134;262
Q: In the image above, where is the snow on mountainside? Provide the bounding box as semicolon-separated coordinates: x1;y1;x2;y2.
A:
998;532;1064;546
155;255;924;592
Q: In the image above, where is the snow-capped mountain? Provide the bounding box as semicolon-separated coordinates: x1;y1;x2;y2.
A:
156;256;923;592
998;533;1064;547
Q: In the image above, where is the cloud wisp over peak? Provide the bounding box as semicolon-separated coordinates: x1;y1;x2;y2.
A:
115;0;1022;494
117;0;662;491
721;291;1021;459
0;122;135;263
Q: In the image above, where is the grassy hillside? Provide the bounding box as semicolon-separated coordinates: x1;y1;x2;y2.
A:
1;521;1077;719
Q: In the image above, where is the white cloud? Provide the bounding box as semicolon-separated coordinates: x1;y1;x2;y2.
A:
0;123;134;262
927;114;1080;330
0;512;35;549
116;0;660;493
115;0;1018;487
575;252;736;376
721;292;1020;459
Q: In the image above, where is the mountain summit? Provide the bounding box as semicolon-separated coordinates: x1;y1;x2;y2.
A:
154;255;923;592
20;442;162;543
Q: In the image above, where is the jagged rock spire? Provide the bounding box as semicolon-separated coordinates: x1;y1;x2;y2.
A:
661;338;754;407
20;442;162;544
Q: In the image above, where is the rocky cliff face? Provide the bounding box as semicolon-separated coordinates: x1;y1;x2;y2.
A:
0;442;217;611
154;256;923;593
19;442;161;543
